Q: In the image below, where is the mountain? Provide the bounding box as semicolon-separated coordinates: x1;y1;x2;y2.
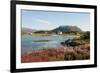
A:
22;26;82;34
52;25;82;33
22;27;36;33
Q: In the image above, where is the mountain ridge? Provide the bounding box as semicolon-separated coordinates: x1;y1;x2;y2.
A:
22;25;83;33
52;25;82;33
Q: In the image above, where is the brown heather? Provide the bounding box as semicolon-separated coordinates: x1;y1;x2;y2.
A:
21;44;90;63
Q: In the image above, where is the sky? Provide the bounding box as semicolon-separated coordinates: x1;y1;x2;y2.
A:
21;10;90;31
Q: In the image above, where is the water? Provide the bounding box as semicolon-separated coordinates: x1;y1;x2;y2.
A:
21;35;75;53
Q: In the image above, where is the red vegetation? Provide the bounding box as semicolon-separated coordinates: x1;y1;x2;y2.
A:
21;44;90;63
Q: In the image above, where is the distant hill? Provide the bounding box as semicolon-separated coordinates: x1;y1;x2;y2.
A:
22;27;36;33
22;26;83;34
52;26;82;33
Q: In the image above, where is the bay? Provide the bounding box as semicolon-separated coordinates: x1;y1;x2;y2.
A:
21;35;75;53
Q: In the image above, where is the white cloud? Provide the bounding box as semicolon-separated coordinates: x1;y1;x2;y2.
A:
35;19;51;25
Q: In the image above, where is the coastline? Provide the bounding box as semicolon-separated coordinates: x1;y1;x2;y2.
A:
22;33;80;37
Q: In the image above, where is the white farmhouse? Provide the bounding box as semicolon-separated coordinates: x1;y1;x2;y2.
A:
58;31;62;34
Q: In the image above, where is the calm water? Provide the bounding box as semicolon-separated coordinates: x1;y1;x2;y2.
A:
21;35;75;53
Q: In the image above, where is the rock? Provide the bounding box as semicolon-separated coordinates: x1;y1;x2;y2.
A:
61;39;81;47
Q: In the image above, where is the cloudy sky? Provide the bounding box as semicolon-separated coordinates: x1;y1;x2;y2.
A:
21;10;90;31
